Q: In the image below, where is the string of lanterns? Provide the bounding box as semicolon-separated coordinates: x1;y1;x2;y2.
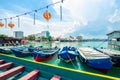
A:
0;0;64;29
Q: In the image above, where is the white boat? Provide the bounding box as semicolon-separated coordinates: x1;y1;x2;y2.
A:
55;40;60;44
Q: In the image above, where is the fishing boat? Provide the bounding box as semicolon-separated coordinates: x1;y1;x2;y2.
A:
78;47;112;73
0;48;120;80
94;48;120;66
58;46;79;63
0;47;12;54
32;47;60;62
10;46;33;57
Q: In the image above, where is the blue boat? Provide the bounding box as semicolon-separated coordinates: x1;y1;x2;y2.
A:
31;46;60;62
58;46;79;62
10;46;33;57
94;48;120;66
0;47;12;54
78;47;112;73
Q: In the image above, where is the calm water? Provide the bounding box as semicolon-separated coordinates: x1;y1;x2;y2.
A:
26;41;120;78
30;41;108;49
2;41;120;78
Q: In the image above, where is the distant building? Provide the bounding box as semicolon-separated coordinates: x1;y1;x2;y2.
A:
35;31;50;40
107;30;120;50
14;31;24;38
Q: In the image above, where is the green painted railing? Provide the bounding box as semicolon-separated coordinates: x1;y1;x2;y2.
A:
0;53;120;80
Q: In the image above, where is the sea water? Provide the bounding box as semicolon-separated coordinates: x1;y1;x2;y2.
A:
2;41;120;78
33;41;108;49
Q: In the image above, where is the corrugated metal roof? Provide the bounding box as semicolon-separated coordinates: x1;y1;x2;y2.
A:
106;30;120;35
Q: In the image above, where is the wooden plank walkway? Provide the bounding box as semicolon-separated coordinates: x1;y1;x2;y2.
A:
0;62;13;70
0;60;4;64
0;65;24;80
20;69;39;80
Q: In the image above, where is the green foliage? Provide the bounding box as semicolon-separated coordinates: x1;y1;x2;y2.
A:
24;35;53;41
47;36;53;41
76;36;82;40
27;34;35;41
41;36;53;41
0;34;8;37
41;36;47;39
23;36;28;39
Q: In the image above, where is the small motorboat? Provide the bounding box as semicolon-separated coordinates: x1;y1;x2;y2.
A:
78;47;112;73
32;46;60;62
0;47;12;54
58;46;79;63
94;48;120;66
10;46;34;57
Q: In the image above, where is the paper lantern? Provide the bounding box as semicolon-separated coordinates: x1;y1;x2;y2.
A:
8;22;14;28
43;11;51;21
0;22;4;27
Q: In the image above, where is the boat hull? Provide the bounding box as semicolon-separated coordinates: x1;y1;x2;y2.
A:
87;58;112;73
78;48;112;73
32;48;60;62
11;49;31;57
79;55;112;73
0;48;12;54
94;48;120;66
33;54;56;62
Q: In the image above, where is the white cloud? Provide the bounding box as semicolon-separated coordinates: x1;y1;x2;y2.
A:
12;16;46;36
1;2;86;38
48;21;81;37
0;9;46;37
0;9;15;18
108;9;120;23
52;0;88;25
53;0;115;22
0;8;82;37
0;0;117;38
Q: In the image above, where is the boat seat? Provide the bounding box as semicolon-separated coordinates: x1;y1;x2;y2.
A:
19;69;39;80
0;60;5;64
0;62;13;70
50;75;61;80
0;65;24;80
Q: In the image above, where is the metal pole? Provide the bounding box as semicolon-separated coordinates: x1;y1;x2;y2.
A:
34;12;36;25
18;17;20;28
60;5;62;21
5;18;7;28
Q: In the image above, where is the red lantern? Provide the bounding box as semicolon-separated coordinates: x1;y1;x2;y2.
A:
43;11;51;21
8;22;14;28
0;22;4;27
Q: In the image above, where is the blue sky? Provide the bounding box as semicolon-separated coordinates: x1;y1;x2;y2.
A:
0;0;120;39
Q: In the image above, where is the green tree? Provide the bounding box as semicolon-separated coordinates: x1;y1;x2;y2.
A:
0;34;8;37
41;36;47;39
27;35;35;41
76;36;82;40
23;36;28;39
47;36;53;41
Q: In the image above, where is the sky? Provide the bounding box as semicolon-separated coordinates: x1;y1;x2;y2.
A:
0;0;120;39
